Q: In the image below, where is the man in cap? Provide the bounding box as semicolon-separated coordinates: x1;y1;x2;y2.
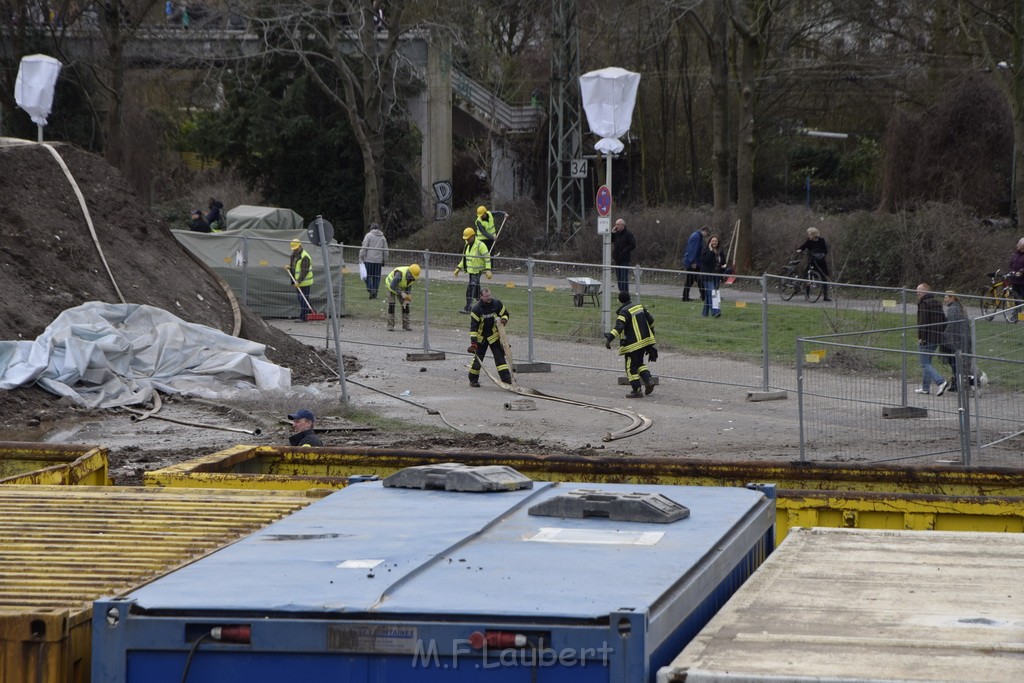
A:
287;408;323;447
453;227;492;313
385;264;421;331
288;239;314;322
475;205;497;251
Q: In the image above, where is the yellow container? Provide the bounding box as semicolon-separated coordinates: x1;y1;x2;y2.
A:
144;447;1024;544
0;485;317;683
0;442;108;486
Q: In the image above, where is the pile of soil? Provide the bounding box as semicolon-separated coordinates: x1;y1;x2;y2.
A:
0;141;334;431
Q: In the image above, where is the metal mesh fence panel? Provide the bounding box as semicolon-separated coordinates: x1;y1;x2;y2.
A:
970;304;1024;467
200;235;1023;464
798;318;1024;468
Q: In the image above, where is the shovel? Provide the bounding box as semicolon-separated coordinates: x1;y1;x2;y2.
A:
284;267;326;321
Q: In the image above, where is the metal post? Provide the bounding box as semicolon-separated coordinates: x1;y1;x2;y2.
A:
954;349;972;466
761;274;769;392
633;264;642;299
315;216;347;402
900;288;909;406
422;251;431;352
971;318;983;458
240;234;249;307
796;337;806;462
601;151;612;332
527;258;536;362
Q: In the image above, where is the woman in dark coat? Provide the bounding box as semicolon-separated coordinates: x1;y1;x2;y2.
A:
700;235;728;318
942;292;970;392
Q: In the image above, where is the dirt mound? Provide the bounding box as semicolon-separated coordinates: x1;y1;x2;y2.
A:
0;141;334;425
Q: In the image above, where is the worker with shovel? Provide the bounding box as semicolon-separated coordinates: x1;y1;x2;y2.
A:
467;288;511;387
454;227;492;313
385;263;421;331
287;239;314;322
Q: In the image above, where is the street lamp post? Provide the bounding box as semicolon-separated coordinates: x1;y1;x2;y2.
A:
579;68;640;331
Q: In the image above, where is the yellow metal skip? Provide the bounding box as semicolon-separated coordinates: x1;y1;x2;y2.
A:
0;442;108;486
0;485;316;683
143;446;1024;545
146;446;1024;496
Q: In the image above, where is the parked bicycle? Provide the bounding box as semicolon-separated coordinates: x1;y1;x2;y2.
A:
777;253;829;303
979;270;1020;323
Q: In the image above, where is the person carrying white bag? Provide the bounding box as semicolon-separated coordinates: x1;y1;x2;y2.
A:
358;223;389;299
699;234;729;318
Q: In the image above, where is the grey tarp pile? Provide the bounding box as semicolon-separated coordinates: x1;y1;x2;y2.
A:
0;302;290;408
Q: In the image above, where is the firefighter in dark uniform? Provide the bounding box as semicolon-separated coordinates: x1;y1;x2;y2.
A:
467;288;511;387
605;291;658;398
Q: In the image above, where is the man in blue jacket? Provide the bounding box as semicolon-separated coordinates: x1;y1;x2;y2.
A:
682;225;708;302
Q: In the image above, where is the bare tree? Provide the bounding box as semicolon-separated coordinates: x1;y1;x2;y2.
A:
236;0;424;226
949;0;1024;222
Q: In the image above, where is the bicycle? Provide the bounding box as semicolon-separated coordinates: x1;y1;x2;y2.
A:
776;254;828;303
979;269;1021;323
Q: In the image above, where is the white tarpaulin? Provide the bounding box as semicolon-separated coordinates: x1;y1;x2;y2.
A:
15;54;62;127
579;67;641;154
0;302;291;408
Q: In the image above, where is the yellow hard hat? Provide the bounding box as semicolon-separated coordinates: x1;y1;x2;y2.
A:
290;240;301;250
463;227;476;240
408;264;421;277
476;205;487;216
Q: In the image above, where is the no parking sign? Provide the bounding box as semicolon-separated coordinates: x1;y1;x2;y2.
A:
596;184;611;234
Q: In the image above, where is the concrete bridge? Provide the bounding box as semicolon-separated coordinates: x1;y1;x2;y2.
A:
2;24;544;212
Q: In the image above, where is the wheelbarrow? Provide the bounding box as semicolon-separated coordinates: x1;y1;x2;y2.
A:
568;277;601;307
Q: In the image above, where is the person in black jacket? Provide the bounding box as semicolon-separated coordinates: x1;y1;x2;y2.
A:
467;289;511;387
187;209;210;233
700;235;728;318
204;197;225;231
795;226;831;301
915;283;948;396
611;218;636;293
287;408;323;447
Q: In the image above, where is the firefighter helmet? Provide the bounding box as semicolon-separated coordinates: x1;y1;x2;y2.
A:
476;205;487;216
462;227;476;240
289;240;301;250
408;264;421;277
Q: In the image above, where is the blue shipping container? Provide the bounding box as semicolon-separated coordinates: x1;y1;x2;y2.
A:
93;479;774;682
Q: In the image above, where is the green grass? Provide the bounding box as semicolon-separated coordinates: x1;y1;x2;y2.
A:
338;271;1024;385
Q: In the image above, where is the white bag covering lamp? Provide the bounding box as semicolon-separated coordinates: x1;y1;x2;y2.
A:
15;54;62;143
578;67;640;326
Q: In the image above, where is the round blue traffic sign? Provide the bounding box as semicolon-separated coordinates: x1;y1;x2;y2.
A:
596;185;612;216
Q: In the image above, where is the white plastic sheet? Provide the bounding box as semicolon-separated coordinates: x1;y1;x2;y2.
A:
0;302;291;408
15;55;62;127
579;67;641;154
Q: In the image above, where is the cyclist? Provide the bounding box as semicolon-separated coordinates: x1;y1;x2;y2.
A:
795;226;831;301
1009;237;1024;302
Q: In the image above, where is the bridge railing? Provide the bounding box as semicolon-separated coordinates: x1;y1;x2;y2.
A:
451;69;544;133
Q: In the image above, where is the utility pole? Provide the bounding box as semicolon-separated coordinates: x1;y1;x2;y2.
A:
545;0;584;250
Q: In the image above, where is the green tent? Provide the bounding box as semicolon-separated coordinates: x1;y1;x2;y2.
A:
174;208;344;319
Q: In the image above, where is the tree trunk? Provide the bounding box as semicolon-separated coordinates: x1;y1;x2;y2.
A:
735;32;756;274
709;0;731;233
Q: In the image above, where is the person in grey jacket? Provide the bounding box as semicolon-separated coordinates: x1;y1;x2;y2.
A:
942;291;970;393
359;223;389;299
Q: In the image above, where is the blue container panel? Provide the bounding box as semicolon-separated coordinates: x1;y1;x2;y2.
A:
127;651;607;682
93;482;777;683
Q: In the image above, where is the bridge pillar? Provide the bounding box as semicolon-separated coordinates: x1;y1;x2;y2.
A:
409;36;453;220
